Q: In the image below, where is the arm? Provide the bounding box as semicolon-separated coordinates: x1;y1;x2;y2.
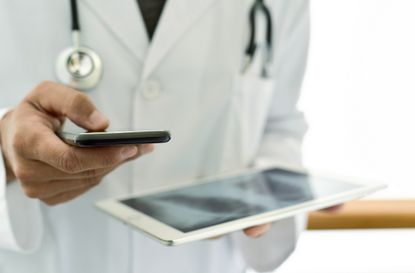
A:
255;0;310;170
234;0;310;271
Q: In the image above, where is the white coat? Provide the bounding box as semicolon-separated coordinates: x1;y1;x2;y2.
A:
0;0;309;272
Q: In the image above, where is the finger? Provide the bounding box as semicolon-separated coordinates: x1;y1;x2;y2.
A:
16;105;64;132
25;81;109;131
15;158;117;182
125;144;155;162
25;176;106;199
13;113;153;173
243;223;272;238
41;183;97;206
27;133;150;173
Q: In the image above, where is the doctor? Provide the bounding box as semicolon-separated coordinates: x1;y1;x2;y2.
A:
0;0;311;272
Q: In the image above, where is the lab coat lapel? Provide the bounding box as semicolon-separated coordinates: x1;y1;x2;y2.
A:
82;0;148;62
141;0;219;79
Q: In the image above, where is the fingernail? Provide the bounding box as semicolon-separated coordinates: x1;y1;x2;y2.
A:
140;144;154;155
88;110;109;128
121;146;138;159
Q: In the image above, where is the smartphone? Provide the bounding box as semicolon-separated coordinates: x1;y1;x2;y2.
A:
58;130;171;147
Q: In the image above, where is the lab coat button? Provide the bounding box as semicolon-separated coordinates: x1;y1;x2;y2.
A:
142;81;161;100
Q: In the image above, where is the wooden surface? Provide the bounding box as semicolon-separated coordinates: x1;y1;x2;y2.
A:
307;200;415;230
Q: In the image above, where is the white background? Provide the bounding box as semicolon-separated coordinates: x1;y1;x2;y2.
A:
264;1;415;272
299;0;415;199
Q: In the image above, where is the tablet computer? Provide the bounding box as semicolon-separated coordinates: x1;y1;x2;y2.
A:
96;167;386;246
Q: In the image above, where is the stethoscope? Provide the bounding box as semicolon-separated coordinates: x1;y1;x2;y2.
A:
55;0;272;91
242;0;273;78
56;0;102;91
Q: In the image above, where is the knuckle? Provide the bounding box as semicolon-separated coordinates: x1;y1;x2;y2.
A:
11;128;40;157
83;176;102;187
23;186;39;199
71;92;88;105
68;92;97;120
70;93;91;112
14;165;32;181
30;132;44;148
57;149;82;173
11;132;26;153
84;169;99;178
34;81;54;94
25;81;56;105
100;153;119;167
91;151;119;168
42;199;59;206
84;169;105;179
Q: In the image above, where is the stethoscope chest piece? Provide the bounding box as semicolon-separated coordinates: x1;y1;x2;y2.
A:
56;0;103;91
56;46;102;91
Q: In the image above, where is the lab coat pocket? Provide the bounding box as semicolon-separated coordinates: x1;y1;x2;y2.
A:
224;74;275;168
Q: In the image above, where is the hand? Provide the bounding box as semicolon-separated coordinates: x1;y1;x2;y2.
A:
242;205;345;238
0;81;153;205
243;223;272;238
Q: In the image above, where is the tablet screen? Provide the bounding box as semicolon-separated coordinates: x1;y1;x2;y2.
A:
121;168;359;233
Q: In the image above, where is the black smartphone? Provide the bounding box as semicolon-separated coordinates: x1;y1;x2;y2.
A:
58;130;171;147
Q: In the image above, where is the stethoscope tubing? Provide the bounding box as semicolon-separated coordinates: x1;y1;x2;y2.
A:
244;0;273;76
70;0;81;32
59;0;273;90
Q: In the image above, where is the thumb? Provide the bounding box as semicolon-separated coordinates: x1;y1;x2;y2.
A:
26;81;109;131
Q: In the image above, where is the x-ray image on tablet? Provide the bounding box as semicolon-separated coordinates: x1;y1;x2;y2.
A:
97;167;386;246
121;169;316;232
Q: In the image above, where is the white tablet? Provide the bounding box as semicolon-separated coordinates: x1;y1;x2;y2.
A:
96;167;386;246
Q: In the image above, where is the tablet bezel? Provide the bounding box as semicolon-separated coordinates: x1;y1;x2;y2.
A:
95;166;386;246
